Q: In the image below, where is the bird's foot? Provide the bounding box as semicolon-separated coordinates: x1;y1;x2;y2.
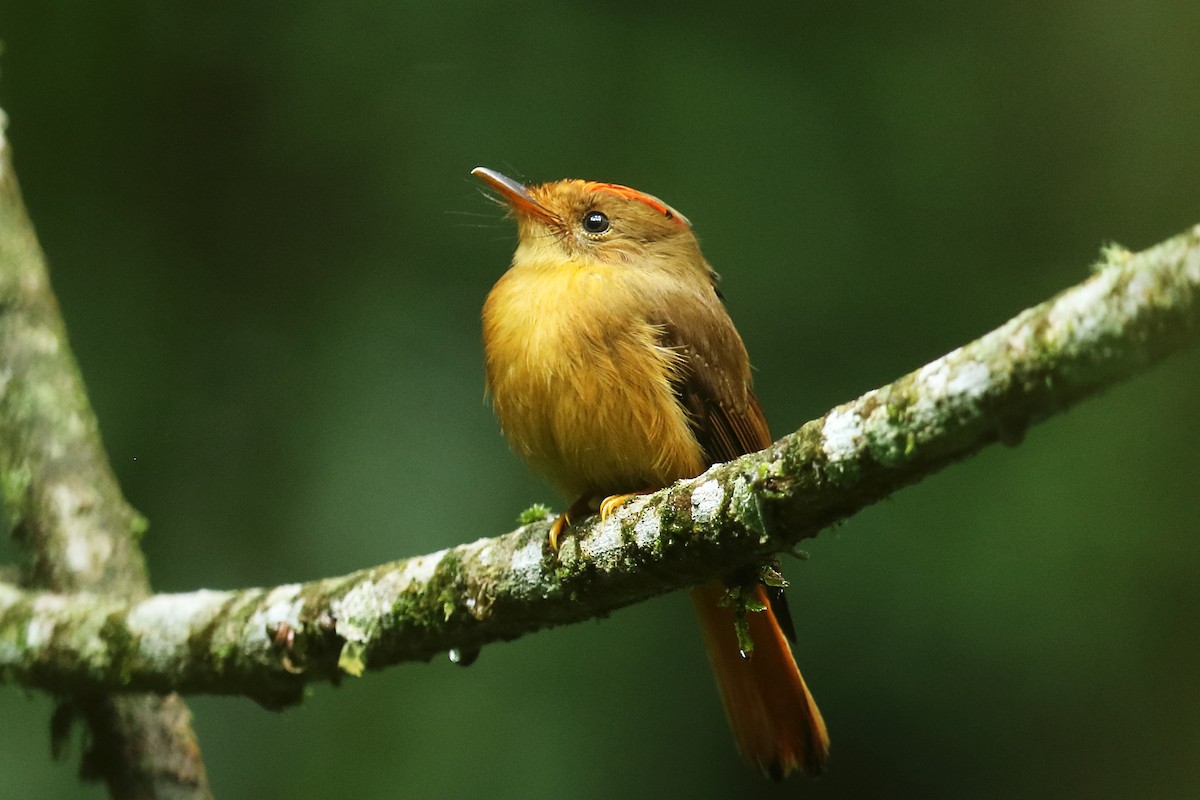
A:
548;497;594;552
548;513;570;552
598;491;649;520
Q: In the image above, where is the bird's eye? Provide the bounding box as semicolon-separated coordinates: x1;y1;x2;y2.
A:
581;210;610;234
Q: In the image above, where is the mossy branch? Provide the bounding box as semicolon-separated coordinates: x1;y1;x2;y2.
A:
0;112;212;798
1;220;1197;706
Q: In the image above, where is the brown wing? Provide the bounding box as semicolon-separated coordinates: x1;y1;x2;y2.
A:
655;289;771;465
655;283;797;642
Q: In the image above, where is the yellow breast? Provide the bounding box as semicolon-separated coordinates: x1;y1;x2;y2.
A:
482;256;705;500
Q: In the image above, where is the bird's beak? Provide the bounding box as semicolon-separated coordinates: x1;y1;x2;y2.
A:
471;167;556;223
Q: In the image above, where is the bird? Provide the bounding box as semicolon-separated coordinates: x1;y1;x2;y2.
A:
474;166;829;779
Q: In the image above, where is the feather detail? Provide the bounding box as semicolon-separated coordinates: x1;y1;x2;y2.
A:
692;582;829;778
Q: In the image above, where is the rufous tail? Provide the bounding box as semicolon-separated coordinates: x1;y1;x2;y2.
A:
690;581;829;779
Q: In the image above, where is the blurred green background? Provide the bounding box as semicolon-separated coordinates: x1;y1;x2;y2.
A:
2;2;1199;798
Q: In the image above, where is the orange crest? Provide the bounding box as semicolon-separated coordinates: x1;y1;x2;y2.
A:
584;182;691;227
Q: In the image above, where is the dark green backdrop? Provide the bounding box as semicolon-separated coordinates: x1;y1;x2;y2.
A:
1;3;1198;798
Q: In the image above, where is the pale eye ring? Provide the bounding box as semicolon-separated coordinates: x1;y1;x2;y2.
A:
581;210;610;234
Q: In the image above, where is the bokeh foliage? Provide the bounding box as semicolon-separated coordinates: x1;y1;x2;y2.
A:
1;2;1198;798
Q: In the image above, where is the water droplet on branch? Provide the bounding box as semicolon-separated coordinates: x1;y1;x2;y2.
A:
449;646;481;667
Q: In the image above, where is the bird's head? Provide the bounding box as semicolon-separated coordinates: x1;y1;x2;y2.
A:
472;167;707;274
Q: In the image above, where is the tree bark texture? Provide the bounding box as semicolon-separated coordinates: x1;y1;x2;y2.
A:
0;111;213;799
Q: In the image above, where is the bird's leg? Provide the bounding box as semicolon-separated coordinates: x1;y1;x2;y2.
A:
549;496;593;551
